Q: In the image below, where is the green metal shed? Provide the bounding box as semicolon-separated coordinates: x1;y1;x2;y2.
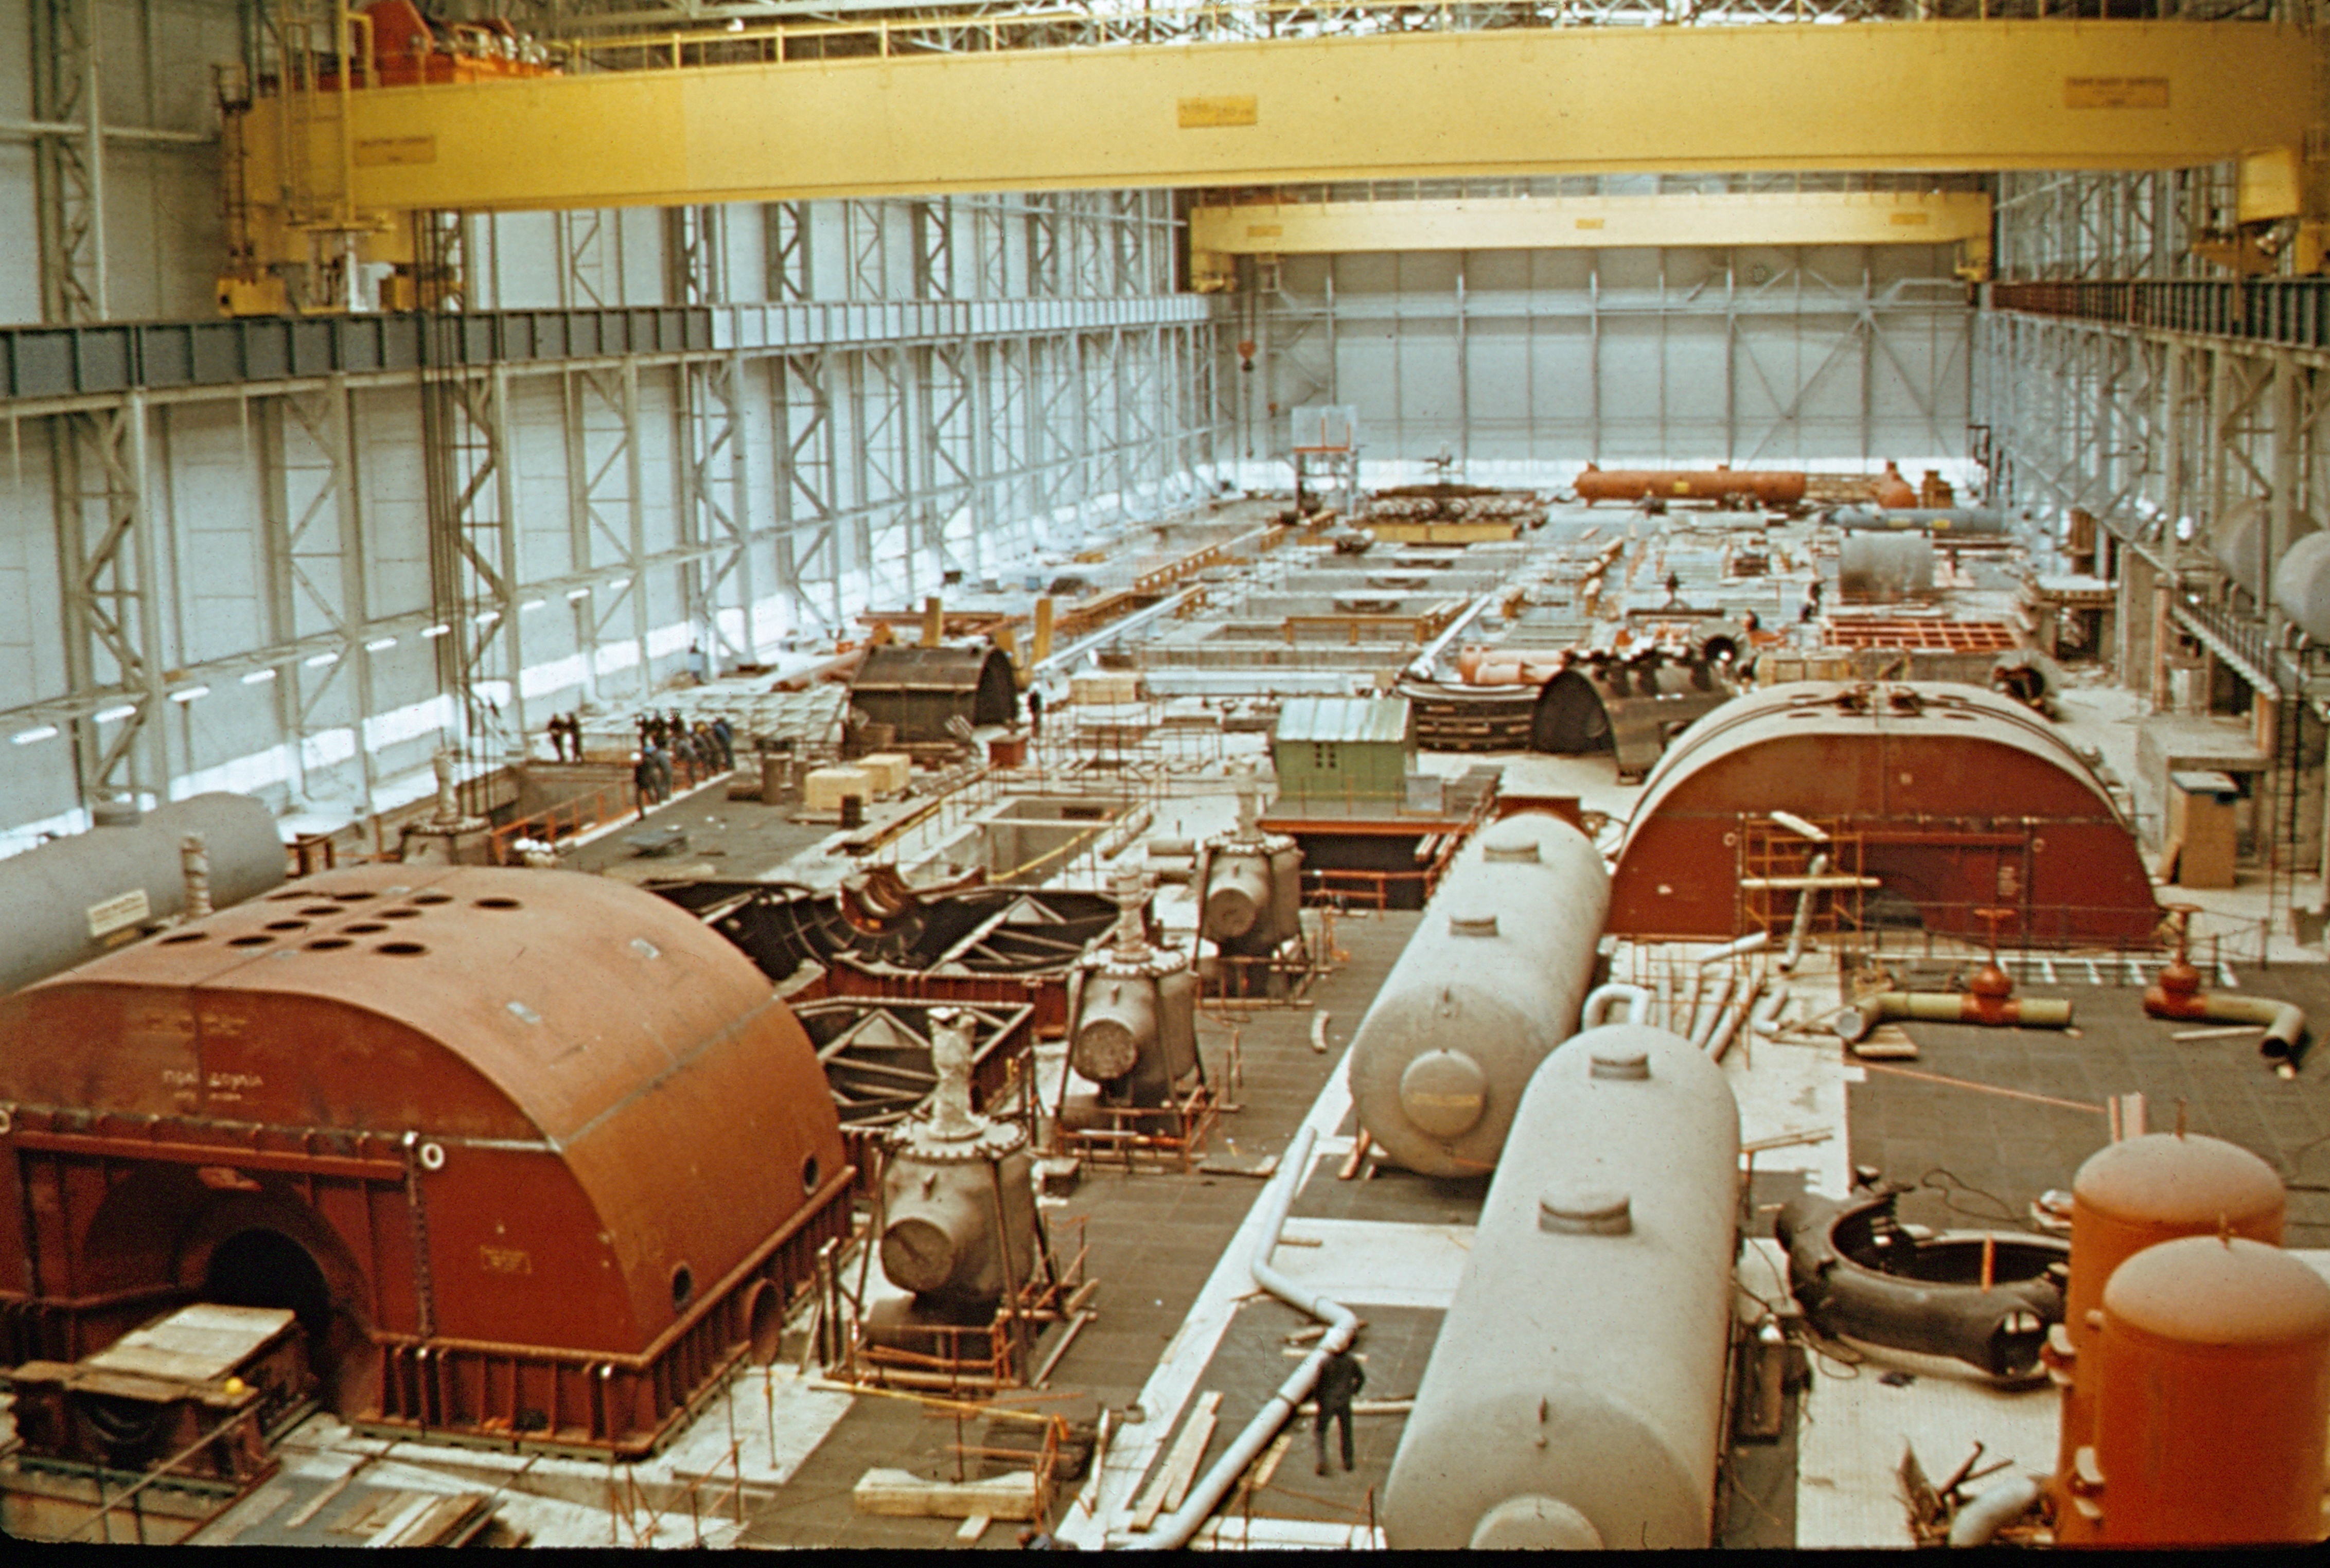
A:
1273;696;1417;808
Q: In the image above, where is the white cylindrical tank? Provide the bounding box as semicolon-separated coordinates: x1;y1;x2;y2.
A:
1383;1025;1742;1549
0;792;285;995
2273;530;2330;643
1347;812;1609;1175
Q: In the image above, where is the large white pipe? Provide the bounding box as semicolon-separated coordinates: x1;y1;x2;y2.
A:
1780;853;1830;973
1117;1126;1358;1551
1947;1474;2042;1546
1581;983;1651;1030
1697;931;1770;966
1689;973;1735;1052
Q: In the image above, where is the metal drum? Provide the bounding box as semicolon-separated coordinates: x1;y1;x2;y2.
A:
2079;1236;2330;1546
0;792;284;995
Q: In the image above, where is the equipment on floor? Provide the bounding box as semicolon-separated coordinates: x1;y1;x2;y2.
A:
1054;875;1213;1167
0;866;852;1460
1383;1024;1740;1549
0;791;285;996
2076;1236;2330;1546
1347;811;1608;1175
1609;681;2162;949
1192;773;1307;997
2045;1128;2286;1544
1774;1182;2068;1382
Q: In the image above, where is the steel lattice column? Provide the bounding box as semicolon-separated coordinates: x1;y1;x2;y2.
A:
29;0;107;322
49;397;163;807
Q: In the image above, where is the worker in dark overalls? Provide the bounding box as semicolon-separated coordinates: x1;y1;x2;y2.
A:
1026;686;1044;739
630;752;654;820
1313;1348;1365;1475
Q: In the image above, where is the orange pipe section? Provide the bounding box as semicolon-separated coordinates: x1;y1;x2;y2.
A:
1574;463;1807;507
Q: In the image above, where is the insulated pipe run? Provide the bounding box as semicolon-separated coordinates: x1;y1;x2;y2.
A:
1652;968;1674;1034
2143;986;2308;1072
1947;1474;2042;1547
1836;991;2074;1042
1581;983;1651;1030
1767;809;1829;843
1118;1126;1358;1551
1689;973;1736;1052
1706;970;1764;1064
1748;984;1790;1039
1697;931;1770;966
1780;853;1829;973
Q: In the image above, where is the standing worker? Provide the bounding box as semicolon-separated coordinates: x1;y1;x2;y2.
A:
1313;1348;1365;1476
1027;686;1044;739
630;752;654;820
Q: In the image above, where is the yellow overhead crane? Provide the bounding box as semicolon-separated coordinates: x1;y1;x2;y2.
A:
1187;190;2001;287
222;11;2321;313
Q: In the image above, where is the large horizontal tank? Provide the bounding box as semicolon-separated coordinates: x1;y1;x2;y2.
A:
1574;464;1806;507
1827;506;2008;534
1347;812;1609;1176
1384;1025;1741;1549
0;793;284;995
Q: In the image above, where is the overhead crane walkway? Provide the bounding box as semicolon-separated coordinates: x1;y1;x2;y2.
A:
235;13;2314;221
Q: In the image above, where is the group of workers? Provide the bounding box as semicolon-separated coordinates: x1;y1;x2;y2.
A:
626;711;739;819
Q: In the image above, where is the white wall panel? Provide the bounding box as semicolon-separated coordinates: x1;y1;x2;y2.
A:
1245;243;1970;474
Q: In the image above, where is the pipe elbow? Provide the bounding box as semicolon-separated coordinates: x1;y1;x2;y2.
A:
1581;982;1650;1030
1947;1473;2042;1547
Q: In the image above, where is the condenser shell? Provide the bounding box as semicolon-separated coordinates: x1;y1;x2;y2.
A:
1383;1025;1741;1549
2054;1132;2285;1518
1348;812;1609;1175
2087;1236;2330;1546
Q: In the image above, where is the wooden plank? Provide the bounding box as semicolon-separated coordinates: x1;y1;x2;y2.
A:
956;1513;992;1542
1244;1431;1294;1500
852;1468;1042;1522
1128;1390;1221;1531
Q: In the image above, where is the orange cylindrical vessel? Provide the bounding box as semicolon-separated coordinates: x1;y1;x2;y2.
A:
1874;460;1918;509
1572;464;1807;506
2078;1237;2330;1546
2050;1132;2284;1540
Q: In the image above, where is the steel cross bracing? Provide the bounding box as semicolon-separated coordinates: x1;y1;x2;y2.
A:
1975;302;2330;880
28;0;106;323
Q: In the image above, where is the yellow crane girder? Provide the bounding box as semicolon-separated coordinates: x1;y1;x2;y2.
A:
241;22;2314;218
1188;190;1999;282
